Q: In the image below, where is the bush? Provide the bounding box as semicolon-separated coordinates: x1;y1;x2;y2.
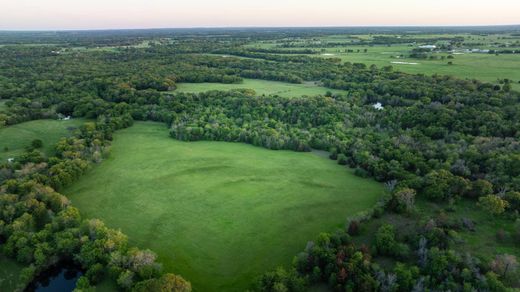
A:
478;195;509;215
31;139;43;149
256;267;307;292
514;220;520;244
337;154;347;165
347;220;360;236
354;168;369;178
375;224;397;255
468;179;493;198
390;188;416;213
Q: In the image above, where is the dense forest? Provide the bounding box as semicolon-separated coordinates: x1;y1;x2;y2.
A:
0;28;519;291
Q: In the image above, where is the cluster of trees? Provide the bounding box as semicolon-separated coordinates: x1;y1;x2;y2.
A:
256;224;510;291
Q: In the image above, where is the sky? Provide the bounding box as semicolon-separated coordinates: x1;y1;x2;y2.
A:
0;0;519;30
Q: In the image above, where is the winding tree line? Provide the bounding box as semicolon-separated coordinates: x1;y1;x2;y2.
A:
0;35;519;291
1;113;191;291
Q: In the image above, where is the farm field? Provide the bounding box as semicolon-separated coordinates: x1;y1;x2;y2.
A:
174;78;346;98
316;46;520;90
63;122;384;291
0;119;85;162
247;33;520;90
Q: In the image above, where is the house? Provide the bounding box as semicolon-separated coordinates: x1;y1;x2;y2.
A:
58;115;71;121
7;158;14;163
418;45;436;50
471;49;490;53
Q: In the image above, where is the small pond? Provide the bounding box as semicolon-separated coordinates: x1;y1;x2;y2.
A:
27;263;82;292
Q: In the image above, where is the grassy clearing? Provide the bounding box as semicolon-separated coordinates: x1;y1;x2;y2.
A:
64;122;383;291
0;255;24;292
417;199;519;259
0;119;85;162
174;78;346;98
352;198;520;265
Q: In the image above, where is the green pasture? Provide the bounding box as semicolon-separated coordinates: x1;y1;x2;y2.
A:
64;122;383;291
174;78;347;98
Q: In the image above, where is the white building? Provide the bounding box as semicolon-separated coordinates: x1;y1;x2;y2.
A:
418;45;437;50
373;102;384;110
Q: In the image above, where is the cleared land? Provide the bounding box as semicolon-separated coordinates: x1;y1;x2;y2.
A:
64;122;383;291
0;119;85;162
174;78;346;98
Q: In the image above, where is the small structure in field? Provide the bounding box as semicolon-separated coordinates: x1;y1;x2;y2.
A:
418;45;437;50
7;158;14;163
58;114;71;121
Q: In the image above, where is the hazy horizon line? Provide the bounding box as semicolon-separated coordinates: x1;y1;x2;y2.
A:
1;23;520;32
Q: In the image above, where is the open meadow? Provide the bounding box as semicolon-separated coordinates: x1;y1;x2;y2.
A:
63;122;384;291
174;78;346;98
0;119;85;162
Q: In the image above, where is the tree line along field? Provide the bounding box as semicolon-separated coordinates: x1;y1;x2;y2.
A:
62;122;384;291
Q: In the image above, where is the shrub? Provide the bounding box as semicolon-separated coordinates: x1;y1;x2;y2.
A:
354;168;369;178
374;225;409;259
347;220;360;236
514;220;520;244
337;154;347;165
31;139;43;149
468;179;493;198
390;188;416;213
478;195;509;215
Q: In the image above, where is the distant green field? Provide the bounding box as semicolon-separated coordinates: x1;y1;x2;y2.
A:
247;34;520;91
316;45;520;90
0;119;85;162
64;122;383;291
0;255;24;292
174;78;347;98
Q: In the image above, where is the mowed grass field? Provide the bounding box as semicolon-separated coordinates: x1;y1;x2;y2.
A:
174;78;346;98
0;119;85;162
64;122;383;291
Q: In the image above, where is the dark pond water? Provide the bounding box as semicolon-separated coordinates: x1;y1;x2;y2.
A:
27;263;82;292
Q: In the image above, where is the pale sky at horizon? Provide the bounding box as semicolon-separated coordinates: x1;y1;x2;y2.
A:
0;0;519;30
